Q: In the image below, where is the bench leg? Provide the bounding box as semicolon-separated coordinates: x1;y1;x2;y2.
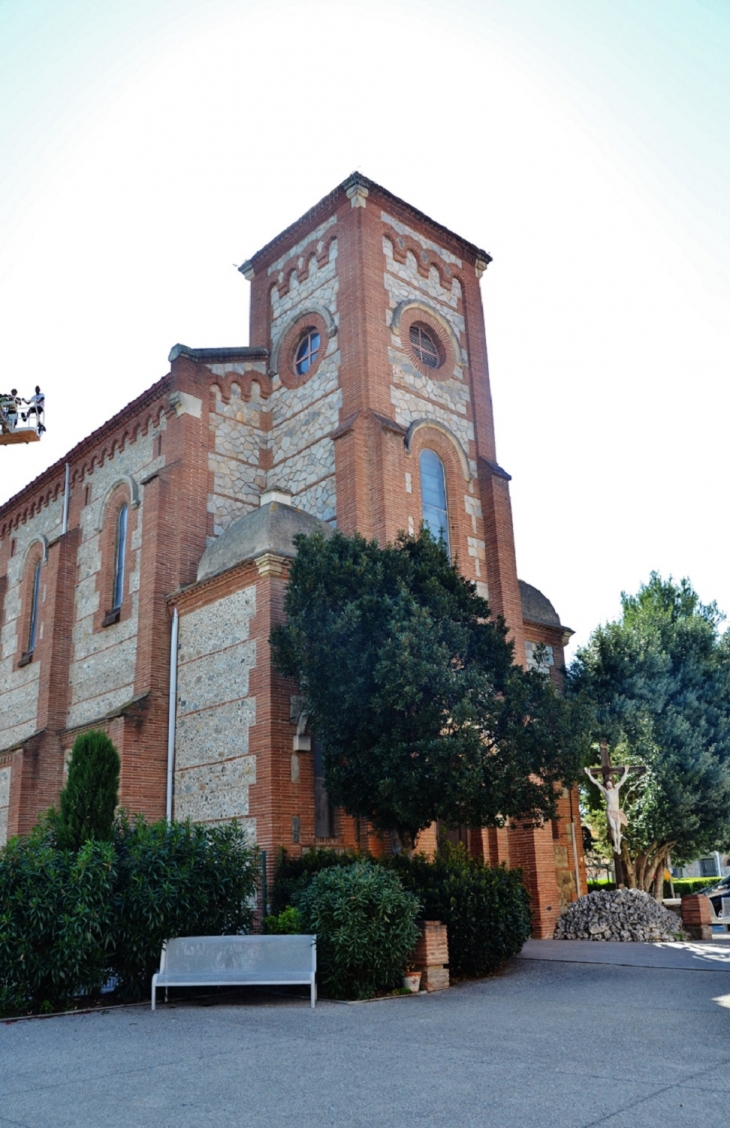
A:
151;976;156;1011
311;979;316;1009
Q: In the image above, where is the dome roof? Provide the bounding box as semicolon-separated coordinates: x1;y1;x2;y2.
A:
197;499;333;583
518;580;561;628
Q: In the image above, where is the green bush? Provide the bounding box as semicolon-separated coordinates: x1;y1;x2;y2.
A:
667;878;721;898
386;846;532;978
110;816;259;999
0;832;115;1015
298;863;420;999
55;730;120;851
0;816;258;1015
271;847;365;914
263;906;302;934
587;880;617;892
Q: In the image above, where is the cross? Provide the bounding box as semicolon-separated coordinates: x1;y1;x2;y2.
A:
586;741;644;790
584;742;644;887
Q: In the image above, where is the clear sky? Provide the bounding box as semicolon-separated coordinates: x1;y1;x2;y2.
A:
1;0;728;654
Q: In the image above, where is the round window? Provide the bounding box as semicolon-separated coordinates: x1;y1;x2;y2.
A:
409;323;440;369
294;329;321;377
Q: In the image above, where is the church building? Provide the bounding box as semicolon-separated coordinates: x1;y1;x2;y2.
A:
0;174;584;936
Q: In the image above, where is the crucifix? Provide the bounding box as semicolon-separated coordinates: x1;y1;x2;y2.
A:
584;742;643;887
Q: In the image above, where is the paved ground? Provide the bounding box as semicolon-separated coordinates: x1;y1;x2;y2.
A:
2;941;730;1128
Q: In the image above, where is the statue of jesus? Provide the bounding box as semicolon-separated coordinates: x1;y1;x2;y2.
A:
584;765;630;853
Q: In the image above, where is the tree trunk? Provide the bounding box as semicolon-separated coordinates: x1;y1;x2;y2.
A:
620;842;636;888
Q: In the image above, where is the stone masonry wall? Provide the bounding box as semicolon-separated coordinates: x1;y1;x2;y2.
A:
267;220;340;525
174;585;257;835
67;427;164;729
0;493;64;751
206;370;268;538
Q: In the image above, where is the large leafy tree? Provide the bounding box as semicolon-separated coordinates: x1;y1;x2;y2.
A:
568;574;730;894
271;528;581;852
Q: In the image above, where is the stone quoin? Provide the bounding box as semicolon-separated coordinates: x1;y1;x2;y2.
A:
0;174;585;937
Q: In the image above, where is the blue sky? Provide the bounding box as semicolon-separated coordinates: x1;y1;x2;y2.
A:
1;0;728;652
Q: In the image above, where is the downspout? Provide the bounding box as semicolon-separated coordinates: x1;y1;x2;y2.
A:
166;606;179;824
61;463;70;535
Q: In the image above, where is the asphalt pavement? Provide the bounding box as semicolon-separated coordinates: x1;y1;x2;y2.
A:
2;940;730;1128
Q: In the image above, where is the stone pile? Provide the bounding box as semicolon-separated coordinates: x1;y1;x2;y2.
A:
554;888;686;942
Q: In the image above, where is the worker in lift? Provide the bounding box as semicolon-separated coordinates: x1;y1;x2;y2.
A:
22;386;46;433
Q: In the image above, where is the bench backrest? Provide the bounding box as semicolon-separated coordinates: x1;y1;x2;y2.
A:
160;935;316;977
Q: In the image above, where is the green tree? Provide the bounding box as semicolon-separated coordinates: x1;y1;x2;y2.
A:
568;574;730;895
271;528;581;853
55;730;120;851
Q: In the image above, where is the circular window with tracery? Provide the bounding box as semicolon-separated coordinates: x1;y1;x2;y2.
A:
294;329;320;377
409;323;441;370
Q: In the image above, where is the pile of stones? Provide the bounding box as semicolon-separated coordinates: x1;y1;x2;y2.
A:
554;887;686;942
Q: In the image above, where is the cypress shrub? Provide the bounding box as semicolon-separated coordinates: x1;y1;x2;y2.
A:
56;730;120;851
387;846;532;978
298;863;420;999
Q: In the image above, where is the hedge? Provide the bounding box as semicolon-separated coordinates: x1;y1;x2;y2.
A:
386;846;532;978
0;817;258;1016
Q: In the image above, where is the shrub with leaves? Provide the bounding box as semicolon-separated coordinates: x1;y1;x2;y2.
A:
298;862;420;999
0;832;115;1015
55;730;120;851
387;846;532;978
110;816;259;999
271;847;365;914
263;906;302;935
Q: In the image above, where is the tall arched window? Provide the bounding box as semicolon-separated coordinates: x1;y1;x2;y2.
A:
419;449;450;556
112;503;128;611
27;558;41;653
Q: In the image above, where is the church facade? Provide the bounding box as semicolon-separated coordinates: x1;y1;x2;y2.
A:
0;174;584;936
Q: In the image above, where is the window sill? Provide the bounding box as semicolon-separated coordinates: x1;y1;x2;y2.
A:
101;608;121;627
18;651;33;667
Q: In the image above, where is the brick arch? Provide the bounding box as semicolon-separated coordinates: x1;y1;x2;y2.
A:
94;480;139;631
95;474;140;531
404;419;470;480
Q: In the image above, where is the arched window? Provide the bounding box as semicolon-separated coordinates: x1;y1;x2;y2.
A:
419;449;450;556
27;558;41;653
112;503;128;611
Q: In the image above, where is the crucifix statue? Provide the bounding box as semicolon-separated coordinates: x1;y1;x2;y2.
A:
584;742;643;886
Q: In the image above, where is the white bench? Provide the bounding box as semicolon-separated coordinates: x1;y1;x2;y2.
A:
151;934;317;1010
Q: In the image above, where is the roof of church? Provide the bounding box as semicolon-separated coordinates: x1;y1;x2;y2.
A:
196;498;333;583
518;580;563;629
243;172;492;275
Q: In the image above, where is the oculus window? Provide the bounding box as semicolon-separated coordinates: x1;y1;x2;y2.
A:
294;329;320;376
409;323;440;369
